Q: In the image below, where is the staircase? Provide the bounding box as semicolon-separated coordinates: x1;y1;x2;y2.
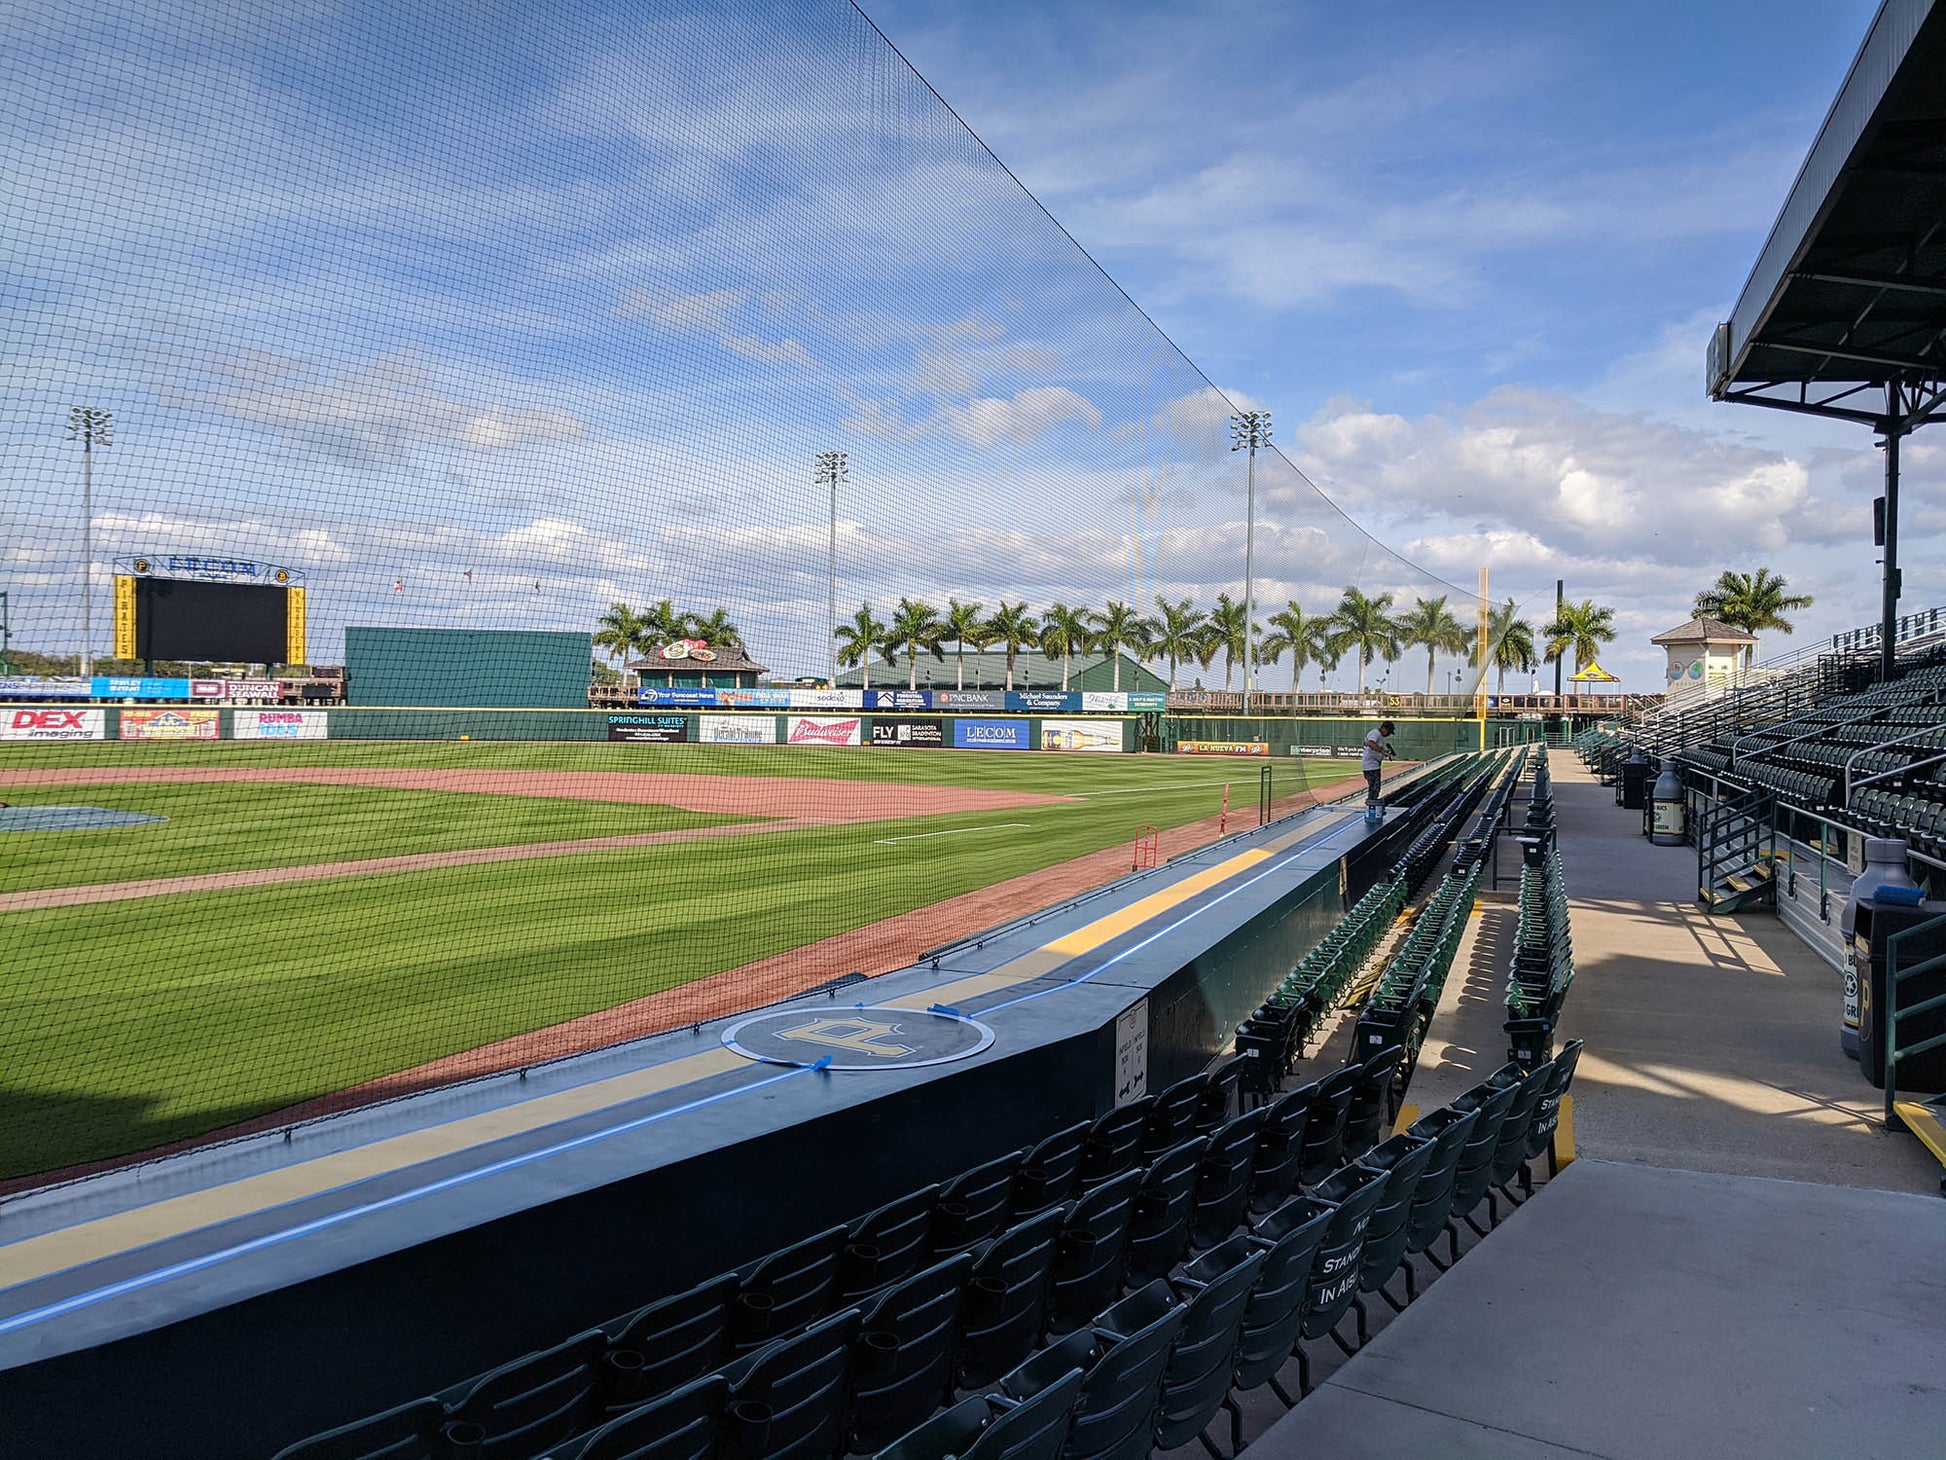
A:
1697;789;1779;914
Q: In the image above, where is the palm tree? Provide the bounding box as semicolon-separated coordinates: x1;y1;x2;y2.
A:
1207;593;1254;691
985;600;1040;691
1039;602;1094;691
592;602;648;684
1695;567;1815;667
1090;601;1151;692
641;598;687;650
834;604;889;691
1397;594;1471;696
687;607;743;649
1324;587;1401;694
1149;597;1209;690
1259;600;1329;692
943;598;989;690
1482;598;1537;694
889;597;947;690
1543;598;1618;678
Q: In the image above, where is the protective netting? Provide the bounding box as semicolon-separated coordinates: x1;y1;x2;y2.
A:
1;0;1485;1181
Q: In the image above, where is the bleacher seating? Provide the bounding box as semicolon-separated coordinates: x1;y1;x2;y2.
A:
274;751;1585;1460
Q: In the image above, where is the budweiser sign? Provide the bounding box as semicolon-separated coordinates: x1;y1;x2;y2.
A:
788;715;862;746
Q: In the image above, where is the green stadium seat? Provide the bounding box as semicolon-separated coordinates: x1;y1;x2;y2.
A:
1011;1124;1088;1218
1123;1137;1207;1284
721;1307;863;1460
841;1185;940;1302
1046;1169;1142;1335
1437;1077;1520;1265
1155;1239;1267;1453
959;1210;1064;1389
1293;1163;1390;1395
1349;1132;1436;1337
603;1275;738;1416
542;1376;731;1460
439;1328;608;1458
1142;1075;1210;1161
269;1397;446;1460
1245;1082;1315;1214
931;1152;1023;1259
1224;1195;1333;1430
1521;1040;1583;1189
1193;1057;1249;1135
1000;1285;1185;1460
1477;1063;1552;1231
731;1227;847;1354
1078;1100;1154;1191
870;1370;1084;1460
1188;1110;1264;1251
849;1255;973;1454
1296;1066;1360;1189
1341;1046;1405;1160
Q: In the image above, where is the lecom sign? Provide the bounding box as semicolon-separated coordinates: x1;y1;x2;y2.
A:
1;708;107;741
787;716;862;746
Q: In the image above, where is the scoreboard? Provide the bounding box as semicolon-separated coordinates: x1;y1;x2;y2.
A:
114;575;306;665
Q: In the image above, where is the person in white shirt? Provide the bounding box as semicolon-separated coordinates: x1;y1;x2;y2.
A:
1362;720;1396;808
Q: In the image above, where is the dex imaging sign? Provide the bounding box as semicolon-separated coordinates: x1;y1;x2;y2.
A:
1;708;106;741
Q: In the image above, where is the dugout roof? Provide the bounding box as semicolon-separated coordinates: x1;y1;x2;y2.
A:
1708;0;1946;430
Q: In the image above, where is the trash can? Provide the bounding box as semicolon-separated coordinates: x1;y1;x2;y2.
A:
1842;838;1920;1059
1619;751;1650;809
1649;764;1685;845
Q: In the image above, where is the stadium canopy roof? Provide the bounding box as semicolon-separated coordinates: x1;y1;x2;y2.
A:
1708;0;1946;432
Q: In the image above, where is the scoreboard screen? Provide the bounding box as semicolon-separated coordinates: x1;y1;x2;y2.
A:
132;578;294;664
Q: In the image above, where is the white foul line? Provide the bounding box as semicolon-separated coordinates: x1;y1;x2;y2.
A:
873;823;1032;844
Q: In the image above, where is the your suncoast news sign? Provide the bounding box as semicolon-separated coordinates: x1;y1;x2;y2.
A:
0;707;106;740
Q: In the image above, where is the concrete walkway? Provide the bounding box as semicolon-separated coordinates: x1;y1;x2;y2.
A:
1256;1157;1946;1459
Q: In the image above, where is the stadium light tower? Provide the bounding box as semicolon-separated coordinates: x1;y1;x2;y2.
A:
68;406;113;678
815;450;848;686
1229;409;1271;715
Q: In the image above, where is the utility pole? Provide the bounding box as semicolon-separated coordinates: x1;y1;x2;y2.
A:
1553;577;1565;699
1229;410;1271;716
814;451;847;687
68;407;113;678
0;590;12;676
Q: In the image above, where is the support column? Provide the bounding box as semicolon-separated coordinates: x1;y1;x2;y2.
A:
1881;420;1902;683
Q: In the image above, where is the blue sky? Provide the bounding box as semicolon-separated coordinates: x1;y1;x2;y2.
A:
1;0;1914;690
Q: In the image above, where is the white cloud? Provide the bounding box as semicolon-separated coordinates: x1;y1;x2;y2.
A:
621;287;815;369
937;386;1102;448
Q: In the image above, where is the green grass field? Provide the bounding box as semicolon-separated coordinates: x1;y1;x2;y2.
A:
0;743;1355;1176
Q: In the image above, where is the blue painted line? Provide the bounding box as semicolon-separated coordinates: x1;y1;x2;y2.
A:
980;817;1364;1018
0;1063;817;1337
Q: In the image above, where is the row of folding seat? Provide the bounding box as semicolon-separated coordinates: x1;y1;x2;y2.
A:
269;1054;1378;1460
520;1042;1585;1460
1506;838;1574;1068
1353;857;1487;1074
1849;787;1946;846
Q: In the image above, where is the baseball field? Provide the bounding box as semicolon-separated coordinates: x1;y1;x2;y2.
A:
0;739;1362;1180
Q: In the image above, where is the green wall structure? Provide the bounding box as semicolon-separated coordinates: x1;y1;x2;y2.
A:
345;628;593;708
1163;716;1508;761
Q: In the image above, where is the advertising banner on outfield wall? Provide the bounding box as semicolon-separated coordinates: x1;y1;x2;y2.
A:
1081;692;1126;713
865;689;934;711
1009;691;1081;713
1127;692;1168;711
120;709;221;740
233;710;328;739
638;688;720;707
953;718;1032;750
0;676;92;698
191;679;284;700
788;715;862;746
700;714;779;744
714;688;792;709
789;688;865;710
1040;718;1122;753
932;689;1005;711
869;716;945;748
1;707;106;740
96;677;194;700
608;714;692;743
1177;740;1270;757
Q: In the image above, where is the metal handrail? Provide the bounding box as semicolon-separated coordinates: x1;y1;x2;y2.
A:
1843;722;1946;801
1733;708;1885;767
1882;915;1946;1127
